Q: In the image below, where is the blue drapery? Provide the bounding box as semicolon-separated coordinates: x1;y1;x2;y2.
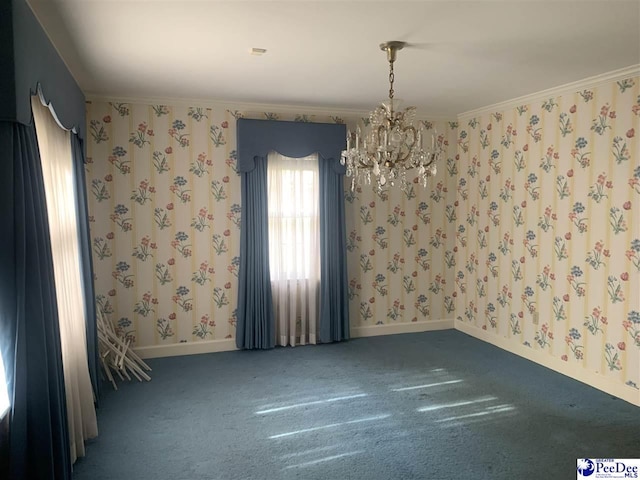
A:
0;121;72;480
319;160;350;342
1;1;92;477
71;135;99;398
236;159;275;349
235;119;349;348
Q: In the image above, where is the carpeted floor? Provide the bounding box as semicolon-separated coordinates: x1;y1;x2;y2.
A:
72;330;640;480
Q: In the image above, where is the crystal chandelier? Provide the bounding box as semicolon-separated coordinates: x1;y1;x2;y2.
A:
341;41;445;191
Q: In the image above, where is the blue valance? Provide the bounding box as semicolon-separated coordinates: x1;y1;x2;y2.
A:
0;0;86;140
236;118;346;174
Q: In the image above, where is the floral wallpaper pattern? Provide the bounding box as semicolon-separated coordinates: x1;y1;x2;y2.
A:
87;103;239;346
455;76;639;394
344;121;458;325
86;102;458;349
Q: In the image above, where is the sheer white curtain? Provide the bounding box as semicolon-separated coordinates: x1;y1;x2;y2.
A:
32;97;98;464
267;152;320;346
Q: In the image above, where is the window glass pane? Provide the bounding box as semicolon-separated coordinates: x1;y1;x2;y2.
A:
267;152;319;280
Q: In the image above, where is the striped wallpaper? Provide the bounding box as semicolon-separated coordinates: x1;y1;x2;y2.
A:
455;76;639;394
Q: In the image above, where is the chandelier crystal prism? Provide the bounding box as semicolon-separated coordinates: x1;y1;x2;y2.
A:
341;41;445;192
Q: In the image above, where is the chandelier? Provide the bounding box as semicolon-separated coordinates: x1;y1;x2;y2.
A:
341;41;445;191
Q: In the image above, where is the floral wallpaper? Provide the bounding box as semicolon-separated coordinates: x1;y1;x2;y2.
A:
87;103;239;347
85;101;458;349
455;76;640;395
343;121;458;326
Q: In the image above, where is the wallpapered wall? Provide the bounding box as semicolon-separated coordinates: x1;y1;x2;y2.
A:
344;122;458;326
85;101;458;349
454;76;640;395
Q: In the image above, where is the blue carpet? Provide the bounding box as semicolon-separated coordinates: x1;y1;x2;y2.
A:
72;330;640;480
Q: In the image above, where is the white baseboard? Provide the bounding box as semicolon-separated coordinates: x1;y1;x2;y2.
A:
133;338;237;359
351;319;454;338
455;320;640;407
134;320;455;358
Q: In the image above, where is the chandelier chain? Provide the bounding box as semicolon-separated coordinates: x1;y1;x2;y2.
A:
388;61;395;100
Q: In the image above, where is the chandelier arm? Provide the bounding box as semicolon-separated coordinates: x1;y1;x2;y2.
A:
393;124;417;164
357;158;374;168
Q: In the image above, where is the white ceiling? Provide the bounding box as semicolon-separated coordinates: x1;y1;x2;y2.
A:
27;0;640;117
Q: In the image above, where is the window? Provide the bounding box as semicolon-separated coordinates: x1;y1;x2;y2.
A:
267;152;320;346
267;152;319;281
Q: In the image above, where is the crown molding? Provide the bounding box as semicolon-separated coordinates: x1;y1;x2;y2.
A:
458;64;640;120
85;93;371;118
85;93;455;122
